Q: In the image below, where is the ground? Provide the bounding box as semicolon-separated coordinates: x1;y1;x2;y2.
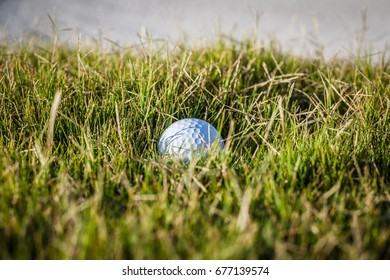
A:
0;38;389;259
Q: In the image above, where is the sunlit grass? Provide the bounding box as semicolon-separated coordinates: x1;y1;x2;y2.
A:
0;38;389;259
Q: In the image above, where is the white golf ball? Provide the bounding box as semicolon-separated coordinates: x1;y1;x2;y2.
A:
158;118;224;162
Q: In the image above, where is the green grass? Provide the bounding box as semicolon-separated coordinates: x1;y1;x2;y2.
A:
0;38;389;259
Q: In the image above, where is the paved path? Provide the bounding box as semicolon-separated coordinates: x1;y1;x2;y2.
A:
1;0;389;59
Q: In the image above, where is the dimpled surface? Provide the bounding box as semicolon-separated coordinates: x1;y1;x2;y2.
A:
158;118;224;162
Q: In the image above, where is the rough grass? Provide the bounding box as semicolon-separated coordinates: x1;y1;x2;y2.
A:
0;38;389;259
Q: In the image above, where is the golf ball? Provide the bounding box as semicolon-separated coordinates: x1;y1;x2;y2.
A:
158;118;224;162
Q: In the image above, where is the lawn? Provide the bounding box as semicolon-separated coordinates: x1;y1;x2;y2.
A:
0;38;389;259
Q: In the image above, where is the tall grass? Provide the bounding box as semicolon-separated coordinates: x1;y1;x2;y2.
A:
0;38;389;259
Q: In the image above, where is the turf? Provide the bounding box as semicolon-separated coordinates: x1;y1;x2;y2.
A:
0;38;389;259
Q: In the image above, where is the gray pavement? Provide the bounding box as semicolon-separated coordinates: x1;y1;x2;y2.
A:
0;0;389;59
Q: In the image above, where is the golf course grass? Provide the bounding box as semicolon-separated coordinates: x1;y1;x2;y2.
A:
0;38;389;259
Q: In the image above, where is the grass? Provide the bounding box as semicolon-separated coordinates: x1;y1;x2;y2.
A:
0;37;389;260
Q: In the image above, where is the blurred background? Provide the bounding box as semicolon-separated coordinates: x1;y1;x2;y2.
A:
0;0;389;60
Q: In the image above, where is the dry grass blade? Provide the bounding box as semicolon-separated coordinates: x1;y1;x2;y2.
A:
46;91;62;156
115;102;125;151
